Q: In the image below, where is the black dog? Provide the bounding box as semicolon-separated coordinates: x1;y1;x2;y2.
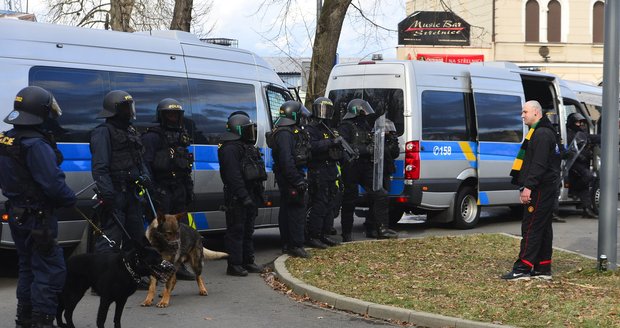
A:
57;239;175;328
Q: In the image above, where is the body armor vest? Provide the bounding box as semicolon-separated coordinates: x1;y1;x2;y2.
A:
241;144;267;182
340;120;373;158
103;123;144;175
148;126;193;180
266;126;311;167
0;129;63;206
309;123;342;164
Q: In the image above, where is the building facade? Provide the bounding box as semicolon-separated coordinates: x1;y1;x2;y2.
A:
397;0;605;84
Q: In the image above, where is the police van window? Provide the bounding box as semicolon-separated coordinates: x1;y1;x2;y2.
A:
421;90;469;141
111;73;189;134
328;89;405;136
474;93;523;142
189;79;257;144
266;86;292;125
30;66;108;142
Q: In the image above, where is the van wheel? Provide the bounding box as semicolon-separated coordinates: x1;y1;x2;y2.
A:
591;178;600;215
452;186;480;229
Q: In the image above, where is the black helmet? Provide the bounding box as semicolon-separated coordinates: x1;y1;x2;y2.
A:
156;98;184;128
221;114;257;143
4;86;62;126
567;112;587;131
311;97;334;120
98;90;135;119
228;110;250;119
343;99;374;120
275;101;311;127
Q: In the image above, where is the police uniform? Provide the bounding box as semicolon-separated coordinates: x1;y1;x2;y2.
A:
218;113;266;276
268;101;311;258
0;86;77;328
338;100;397;241
90;90;149;252
142;99;194;225
566;113;600;218
306;97;342;248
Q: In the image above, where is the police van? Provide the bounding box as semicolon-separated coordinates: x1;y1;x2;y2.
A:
326;59;570;228
0;19;293;249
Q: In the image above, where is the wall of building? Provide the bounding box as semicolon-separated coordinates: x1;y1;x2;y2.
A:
397;0;604;84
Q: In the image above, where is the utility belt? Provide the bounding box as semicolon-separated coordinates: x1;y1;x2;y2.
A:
110;170;141;191
5;202;50;225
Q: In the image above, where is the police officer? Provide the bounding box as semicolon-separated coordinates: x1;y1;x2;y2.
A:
141;98;195;279
142;99;194;221
305;97;342;249
90;90;150;252
0;86;77;328
218;113;267;276
364;118;401;236
268;101;312;258
566;112;600;218
338;99;397;242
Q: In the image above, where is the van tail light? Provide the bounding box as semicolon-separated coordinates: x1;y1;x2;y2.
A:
404;141;420;180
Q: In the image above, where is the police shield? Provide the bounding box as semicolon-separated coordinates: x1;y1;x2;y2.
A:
373;113;386;191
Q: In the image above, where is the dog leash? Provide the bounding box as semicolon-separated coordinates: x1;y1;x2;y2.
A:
73;206;116;248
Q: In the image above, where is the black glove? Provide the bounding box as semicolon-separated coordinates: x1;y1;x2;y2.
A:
136;175;152;189
295;181;308;193
332;136;343;145
242;197;255;208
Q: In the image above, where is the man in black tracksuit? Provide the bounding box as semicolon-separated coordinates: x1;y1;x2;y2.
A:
219;113;266;276
306;97;342;249
565;112;599;218
90;90;150;252
502;100;560;281
338;99;397;242
268;101;311;258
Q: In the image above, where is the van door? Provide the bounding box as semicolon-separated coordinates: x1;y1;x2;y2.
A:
469;66;525;205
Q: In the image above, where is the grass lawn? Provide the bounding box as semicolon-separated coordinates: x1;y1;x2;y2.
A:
286;234;619;327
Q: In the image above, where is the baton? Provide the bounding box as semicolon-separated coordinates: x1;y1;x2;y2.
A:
75;181;97;197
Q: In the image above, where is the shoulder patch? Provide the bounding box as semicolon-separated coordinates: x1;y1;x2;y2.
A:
0;133;15;146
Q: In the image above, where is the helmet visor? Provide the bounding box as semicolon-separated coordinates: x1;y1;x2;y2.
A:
240;123;257;143
117;100;136;120
300;105;312;118
49;96;62;119
315;103;334;120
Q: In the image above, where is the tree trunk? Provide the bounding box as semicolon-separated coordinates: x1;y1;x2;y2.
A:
305;0;352;108
110;0;135;32
170;0;194;32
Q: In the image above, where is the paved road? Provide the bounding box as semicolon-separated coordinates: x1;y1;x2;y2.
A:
0;206;617;327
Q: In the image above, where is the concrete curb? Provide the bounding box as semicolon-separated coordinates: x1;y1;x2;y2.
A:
274;254;511;328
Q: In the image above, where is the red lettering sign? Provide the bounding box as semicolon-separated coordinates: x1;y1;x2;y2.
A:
415;54;484;64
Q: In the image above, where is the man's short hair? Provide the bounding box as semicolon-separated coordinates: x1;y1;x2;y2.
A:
525;100;543;115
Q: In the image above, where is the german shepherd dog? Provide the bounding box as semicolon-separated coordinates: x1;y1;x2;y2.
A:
141;212;228;308
57;238;175;328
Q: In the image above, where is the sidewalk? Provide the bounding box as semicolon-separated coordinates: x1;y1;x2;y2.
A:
273;254;512;328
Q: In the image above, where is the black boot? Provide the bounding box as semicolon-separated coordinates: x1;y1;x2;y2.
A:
31;312;56;328
365;229;378;238
341;233;353;243
175;265;196;281
15;303;31;328
287;247;311;258
320;235;341;246
582;207;597;219
226;264;249;277
306;237;328;249
377;226;398;239
243;262;265;273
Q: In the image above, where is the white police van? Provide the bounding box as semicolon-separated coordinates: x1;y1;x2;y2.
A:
326;59;570;228
0;19;293;249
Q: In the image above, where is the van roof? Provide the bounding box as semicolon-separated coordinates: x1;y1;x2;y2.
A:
0;18;274;71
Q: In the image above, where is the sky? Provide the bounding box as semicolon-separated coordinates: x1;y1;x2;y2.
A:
17;0;406;59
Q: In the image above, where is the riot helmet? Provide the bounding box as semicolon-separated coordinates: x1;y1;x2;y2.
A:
98;90;135;120
222;114;257;143
275;100;311;127
156;98;184;128
343;99;374;120
567;112;587;132
4;86;62;126
228;111;250;119
311;97;334;120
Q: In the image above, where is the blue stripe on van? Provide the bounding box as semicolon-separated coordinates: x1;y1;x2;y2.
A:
190;212;209;230
478;192;490;205
478;143;520;161
56;143;274;172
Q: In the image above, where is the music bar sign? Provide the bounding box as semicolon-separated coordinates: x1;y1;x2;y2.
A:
398;11;470;46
